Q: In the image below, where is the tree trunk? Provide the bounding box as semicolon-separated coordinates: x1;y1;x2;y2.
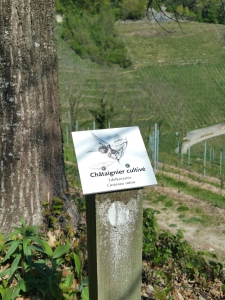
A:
0;0;69;234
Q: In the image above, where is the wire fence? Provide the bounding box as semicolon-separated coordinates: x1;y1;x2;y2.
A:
64;120;225;210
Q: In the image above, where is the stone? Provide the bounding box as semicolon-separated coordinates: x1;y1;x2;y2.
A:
146;284;154;295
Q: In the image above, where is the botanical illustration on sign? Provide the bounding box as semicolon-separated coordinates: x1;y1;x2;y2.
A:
87;132;128;169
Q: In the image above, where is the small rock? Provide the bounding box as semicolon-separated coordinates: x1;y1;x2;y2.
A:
199;291;207;299
146;284;154;295
142;292;150;299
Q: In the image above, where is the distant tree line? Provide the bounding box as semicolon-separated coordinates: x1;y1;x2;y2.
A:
148;0;225;24
55;0;225;67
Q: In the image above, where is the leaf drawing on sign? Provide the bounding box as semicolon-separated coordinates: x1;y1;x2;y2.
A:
88;132;128;165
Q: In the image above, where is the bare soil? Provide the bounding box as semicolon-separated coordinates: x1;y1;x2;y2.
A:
143;169;225;261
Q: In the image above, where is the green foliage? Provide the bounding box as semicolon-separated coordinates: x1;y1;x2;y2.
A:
176;4;184;15
59;4;131;67
177;205;189;212
162;0;225;24
42;196;71;230
157;173;225;207
0;217;73;299
164;200;173;207
0;208;88;300
142;208;223;281
120;0;148;20
90;99;117;129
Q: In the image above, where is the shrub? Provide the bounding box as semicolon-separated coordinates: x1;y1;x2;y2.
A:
61;8;131;67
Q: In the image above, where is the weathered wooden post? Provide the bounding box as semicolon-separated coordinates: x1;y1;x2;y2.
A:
72;127;157;300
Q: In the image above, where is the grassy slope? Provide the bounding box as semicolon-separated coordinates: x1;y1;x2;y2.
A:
116;21;225;151
57;20;225;167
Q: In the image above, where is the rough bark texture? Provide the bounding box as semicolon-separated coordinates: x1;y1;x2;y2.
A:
0;0;68;234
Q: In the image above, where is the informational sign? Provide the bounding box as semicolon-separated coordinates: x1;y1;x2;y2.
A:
72;126;157;195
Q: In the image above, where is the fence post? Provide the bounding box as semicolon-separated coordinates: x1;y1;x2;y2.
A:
220;150;223;176
154;124;157;174
203;142;206;177
150;124;159;174
66;126;69;146
209;147;212;167
157;128;159;170
86;189;143;300
188;143;191;167
68;110;71;132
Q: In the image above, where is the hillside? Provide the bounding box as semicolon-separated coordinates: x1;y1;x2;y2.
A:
58;17;225;252
57;17;225;299
58;19;225;163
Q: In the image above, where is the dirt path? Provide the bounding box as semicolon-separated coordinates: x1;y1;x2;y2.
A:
143;183;225;261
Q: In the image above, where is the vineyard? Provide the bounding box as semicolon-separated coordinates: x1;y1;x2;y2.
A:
58;17;225;258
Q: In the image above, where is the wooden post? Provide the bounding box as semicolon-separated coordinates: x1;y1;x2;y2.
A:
85;188;143;300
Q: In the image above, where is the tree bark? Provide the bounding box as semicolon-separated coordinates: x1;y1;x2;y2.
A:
0;0;68;234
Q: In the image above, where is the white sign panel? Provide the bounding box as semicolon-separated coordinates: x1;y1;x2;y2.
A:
72;126;157;195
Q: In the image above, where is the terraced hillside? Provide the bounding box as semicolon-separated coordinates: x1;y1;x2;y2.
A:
58;19;225;258
58;20;225;160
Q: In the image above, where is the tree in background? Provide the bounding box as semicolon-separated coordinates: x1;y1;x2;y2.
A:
147;0;225;25
121;0;148;20
62;63;91;132
56;0;131;67
90;99;117;129
0;0;76;233
88;69;119;129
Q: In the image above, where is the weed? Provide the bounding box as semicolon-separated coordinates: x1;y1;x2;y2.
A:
178;214;186;219
195;207;203;214
169;224;177;227
0;191;89;300
157;173;225;208
165;200;173;208
177;206;189;212
182;216;203;223
143;208;223;282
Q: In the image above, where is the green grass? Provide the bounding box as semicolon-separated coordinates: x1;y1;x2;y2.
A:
146;188;214;226
117;21;225;65
169;223;177;227
177;206;189;212
164;200;173;207
182;216;203;223
157;173;225;207
63;145;77;164
161;165;224;189
65;163;82;190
